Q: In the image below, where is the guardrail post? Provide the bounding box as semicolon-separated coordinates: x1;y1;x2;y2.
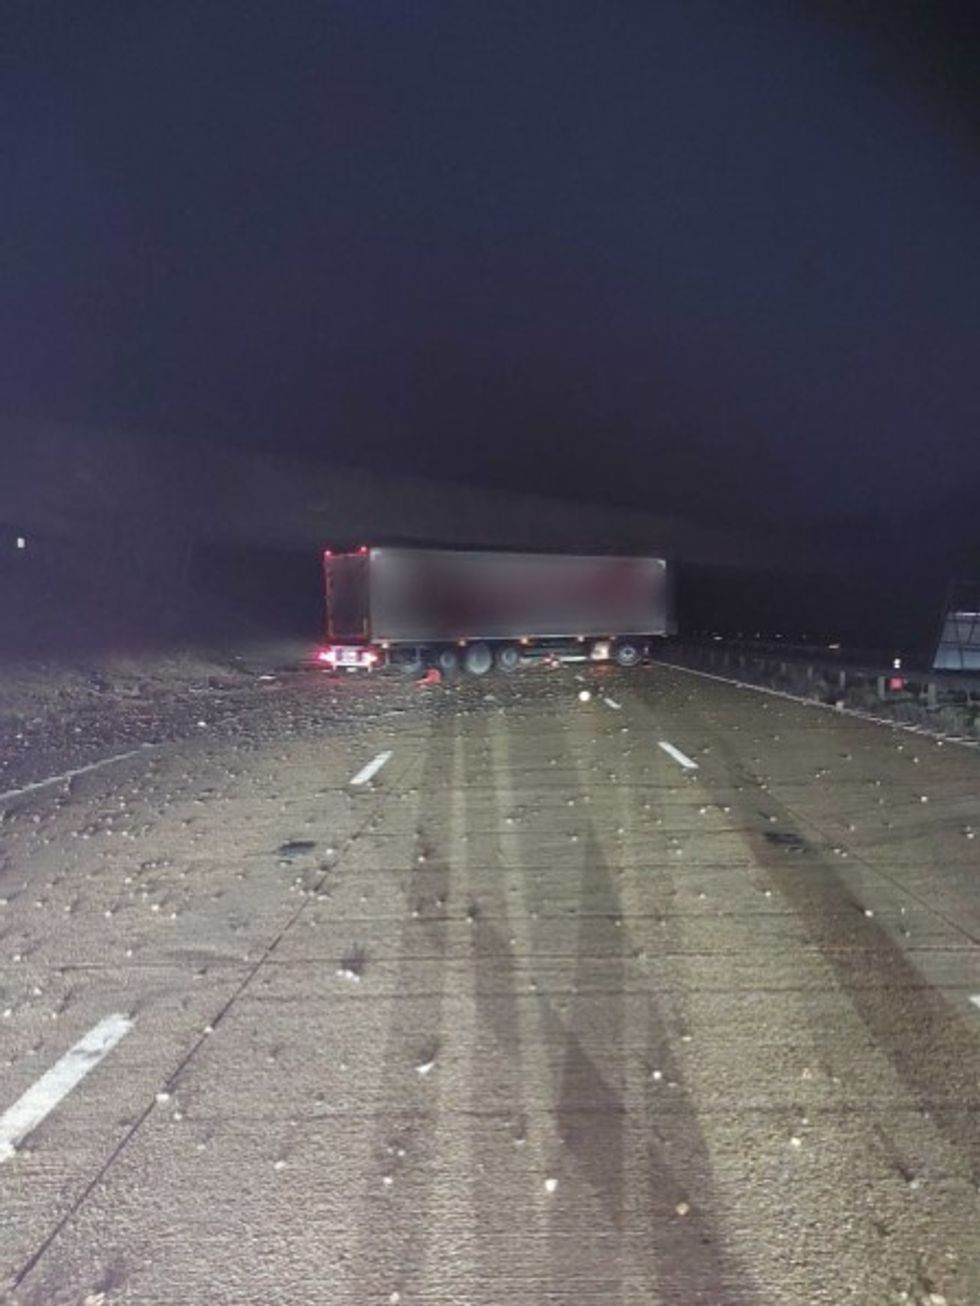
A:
876;675;886;700
837;669;847;691
927;682;938;709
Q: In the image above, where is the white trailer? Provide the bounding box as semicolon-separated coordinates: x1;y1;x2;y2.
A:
319;546;671;675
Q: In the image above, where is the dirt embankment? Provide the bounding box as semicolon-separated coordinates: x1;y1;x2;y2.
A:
0;649;277;795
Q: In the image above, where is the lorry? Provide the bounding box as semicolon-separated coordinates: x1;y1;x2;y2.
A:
318;546;671;675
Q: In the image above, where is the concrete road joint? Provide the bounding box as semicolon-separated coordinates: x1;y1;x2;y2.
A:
8;747;418;1291
683;679;980;962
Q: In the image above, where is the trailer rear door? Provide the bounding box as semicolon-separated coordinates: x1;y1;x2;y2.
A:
324;553;370;642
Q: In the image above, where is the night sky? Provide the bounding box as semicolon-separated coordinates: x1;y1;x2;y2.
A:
3;1;979;538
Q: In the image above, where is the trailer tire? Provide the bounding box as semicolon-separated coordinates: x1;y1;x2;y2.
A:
396;647;424;675
613;640;643;668
463;642;493;676
496;644;520;673
436;646;459;675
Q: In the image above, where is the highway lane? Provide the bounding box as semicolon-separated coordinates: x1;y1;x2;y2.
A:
1;662;980;1303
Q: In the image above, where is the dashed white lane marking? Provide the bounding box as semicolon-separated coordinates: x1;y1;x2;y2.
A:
970;996;980;1012
658;740;699;771
603;697;622;710
350;751;393;786
0;1013;133;1163
0;747;152;807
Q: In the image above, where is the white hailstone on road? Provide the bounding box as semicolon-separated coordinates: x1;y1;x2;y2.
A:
675;1201;690;1216
416;1058;436;1077
578;690;591;703
544;1177;558;1194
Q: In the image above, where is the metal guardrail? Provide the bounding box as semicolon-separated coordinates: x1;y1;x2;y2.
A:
657;639;980;736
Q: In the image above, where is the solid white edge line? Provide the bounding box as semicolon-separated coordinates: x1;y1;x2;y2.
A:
0;1013;133;1162
350;750;393;786
658;660;980;750
603;697;622;710
0;746;153;806
658;740;699;771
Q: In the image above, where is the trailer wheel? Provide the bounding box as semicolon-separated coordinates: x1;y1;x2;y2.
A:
396;647;424;675
463;641;493;676
496;644;520;673
613;640;643;668
436;646;459;675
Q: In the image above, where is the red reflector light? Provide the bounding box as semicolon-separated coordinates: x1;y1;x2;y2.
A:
317;649;336;664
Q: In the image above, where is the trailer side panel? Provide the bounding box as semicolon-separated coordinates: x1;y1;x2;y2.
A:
365;548;668;642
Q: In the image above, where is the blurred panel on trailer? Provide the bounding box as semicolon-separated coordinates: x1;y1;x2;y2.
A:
324;547;669;643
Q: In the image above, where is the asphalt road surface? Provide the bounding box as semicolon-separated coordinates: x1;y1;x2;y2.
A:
2;660;980;1304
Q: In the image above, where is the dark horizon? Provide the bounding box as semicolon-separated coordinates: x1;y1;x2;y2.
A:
4;2;980;536
3;2;980;661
